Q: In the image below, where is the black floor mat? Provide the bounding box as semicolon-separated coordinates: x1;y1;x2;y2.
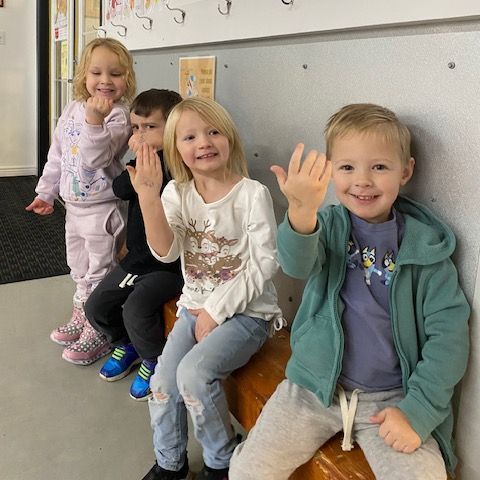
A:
0;176;69;285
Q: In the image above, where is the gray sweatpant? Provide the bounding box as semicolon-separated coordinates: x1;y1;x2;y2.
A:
229;379;446;480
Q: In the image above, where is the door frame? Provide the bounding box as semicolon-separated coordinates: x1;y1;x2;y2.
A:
37;0;50;176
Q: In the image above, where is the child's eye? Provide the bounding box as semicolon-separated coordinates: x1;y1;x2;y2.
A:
209;129;220;136
182;135;195;141
339;164;353;171
373;164;387;171
132;125;139;131
146;125;157;130
111;72;123;77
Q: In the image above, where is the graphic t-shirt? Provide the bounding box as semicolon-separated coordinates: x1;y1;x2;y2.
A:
339;210;404;391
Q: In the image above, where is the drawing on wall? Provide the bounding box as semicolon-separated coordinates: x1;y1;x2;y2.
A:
106;0;124;20
179;56;216;99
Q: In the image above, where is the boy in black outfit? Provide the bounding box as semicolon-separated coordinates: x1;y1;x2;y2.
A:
85;89;183;400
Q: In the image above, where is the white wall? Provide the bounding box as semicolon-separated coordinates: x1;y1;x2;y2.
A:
103;0;480;51
0;1;37;177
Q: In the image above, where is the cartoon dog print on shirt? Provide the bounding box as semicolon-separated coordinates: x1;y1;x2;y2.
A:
361;246;383;286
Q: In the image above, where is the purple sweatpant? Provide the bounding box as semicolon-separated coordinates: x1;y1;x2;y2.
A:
65;200;126;306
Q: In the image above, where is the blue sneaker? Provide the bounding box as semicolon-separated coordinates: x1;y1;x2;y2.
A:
99;344;141;381
130;359;157;401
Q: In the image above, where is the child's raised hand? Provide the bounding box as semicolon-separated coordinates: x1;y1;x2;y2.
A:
370;407;421;454
271;143;332;234
127;143;163;201
189;308;218;342
25;197;54;215
85;96;114;125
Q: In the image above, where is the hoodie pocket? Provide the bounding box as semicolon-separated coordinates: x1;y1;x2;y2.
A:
291;314;340;381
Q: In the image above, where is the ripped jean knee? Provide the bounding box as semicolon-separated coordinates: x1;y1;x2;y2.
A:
151;391;170;403
182;390;206;426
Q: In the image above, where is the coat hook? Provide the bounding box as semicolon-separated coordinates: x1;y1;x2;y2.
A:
135;11;153;30
92;25;107;38
166;3;186;24
110;21;127;37
218;0;232;15
281;0;294;4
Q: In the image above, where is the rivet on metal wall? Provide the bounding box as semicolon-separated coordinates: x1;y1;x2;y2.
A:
448;62;456;69
302;64;308;69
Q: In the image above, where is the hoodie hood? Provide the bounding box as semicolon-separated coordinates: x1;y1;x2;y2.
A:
393;195;456;266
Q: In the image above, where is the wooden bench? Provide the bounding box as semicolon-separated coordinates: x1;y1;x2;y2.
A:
163;298;453;479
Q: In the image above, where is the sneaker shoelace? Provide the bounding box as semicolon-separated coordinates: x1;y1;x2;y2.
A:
138;361;155;381
111;346;127;362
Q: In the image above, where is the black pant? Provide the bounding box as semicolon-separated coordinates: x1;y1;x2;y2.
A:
85;265;183;360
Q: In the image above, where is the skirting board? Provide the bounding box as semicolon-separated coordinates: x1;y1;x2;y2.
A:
0;166;37;177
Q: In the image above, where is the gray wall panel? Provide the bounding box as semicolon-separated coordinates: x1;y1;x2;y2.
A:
133;21;480;309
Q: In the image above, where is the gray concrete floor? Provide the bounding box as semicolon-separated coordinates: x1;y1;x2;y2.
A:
0;275;204;480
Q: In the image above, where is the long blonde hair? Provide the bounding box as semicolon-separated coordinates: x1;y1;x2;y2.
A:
72;38;136;103
163;97;249;183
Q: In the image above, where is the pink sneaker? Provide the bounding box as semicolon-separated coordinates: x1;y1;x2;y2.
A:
50;306;86;345
62;321;112;365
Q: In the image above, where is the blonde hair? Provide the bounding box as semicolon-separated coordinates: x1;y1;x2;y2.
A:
73;38;136;103
325;103;411;165
163;97;249;183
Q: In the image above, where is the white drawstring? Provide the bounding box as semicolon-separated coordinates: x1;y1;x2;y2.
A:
273;315;287;331
338;385;362;451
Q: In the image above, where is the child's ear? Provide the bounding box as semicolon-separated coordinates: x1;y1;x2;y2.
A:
400;157;415;185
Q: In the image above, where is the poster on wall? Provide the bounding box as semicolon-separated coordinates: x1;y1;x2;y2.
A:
54;0;68;41
179;56;216;99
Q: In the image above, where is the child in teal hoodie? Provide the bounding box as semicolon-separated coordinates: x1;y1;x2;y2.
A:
230;103;470;480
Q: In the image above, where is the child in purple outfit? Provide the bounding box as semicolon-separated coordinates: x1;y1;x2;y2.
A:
26;38;137;365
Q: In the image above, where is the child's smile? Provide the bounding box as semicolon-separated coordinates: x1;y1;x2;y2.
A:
175;110;230;179
331;131;414;223
86;46;127;102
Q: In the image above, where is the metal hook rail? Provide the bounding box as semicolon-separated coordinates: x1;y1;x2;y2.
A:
135;11;153;30
165;3;186;24
92;25;107;37
110;21;127;37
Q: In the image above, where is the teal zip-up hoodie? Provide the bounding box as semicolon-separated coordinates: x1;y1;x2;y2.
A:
278;195;470;473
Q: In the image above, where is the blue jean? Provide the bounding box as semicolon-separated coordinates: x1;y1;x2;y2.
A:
148;308;269;471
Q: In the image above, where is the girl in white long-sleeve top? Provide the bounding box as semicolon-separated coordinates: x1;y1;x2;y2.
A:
26;37;136;365
129;97;283;480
